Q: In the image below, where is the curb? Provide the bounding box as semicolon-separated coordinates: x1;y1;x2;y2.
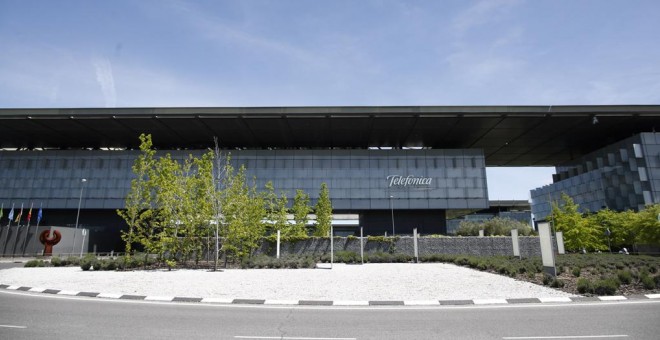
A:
2;284;659;306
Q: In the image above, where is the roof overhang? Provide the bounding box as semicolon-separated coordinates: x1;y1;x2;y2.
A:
1;105;658;166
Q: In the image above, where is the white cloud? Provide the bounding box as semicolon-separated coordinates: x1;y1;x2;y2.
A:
452;0;523;35
92;57;117;107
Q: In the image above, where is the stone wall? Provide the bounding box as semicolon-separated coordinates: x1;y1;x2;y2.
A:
256;236;548;258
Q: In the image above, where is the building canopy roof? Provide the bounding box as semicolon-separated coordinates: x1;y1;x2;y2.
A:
1;105;658;166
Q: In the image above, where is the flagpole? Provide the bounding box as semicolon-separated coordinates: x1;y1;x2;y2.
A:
2;203;14;256
33;203;42;257
11;203;23;257
22;202;33;256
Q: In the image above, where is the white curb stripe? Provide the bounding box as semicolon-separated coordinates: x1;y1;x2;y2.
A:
201;298;234;304
264;300;299;305
97;293;123;299
598;296;627;301
645;294;660;299
538;297;572;303
473;299;508;305
28;287;47;293
144;296;174;302
404;300;440;306
333;300;369;306
57;290;79;296
6;286;20;290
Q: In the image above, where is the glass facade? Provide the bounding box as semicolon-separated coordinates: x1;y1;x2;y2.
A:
0;148;488;212
531;133;660;220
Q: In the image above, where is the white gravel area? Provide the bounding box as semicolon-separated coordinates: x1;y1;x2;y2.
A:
0;263;576;300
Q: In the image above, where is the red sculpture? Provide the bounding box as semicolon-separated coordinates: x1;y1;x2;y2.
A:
39;230;62;256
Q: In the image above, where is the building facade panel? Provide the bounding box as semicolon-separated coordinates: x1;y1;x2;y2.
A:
531;133;660;221
1;148;488;236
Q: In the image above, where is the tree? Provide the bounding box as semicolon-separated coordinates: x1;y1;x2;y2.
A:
291;189;312;237
220;164;266;261
551;193;605;252
117;133;155;259
314;182;332;237
634;204;660;246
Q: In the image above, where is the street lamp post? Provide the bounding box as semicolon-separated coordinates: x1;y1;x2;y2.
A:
389;195;395;236
72;178;87;256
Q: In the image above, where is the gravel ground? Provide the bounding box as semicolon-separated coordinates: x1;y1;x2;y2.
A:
0;263;576;300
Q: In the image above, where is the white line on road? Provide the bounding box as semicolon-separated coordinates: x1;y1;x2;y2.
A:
0;324;27;329
503;335;628;339
235;337;356;340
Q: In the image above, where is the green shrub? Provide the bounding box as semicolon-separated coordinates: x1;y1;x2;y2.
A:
24;259;46;267
80;254;97;271
335;251;360;264
393;253;411;263
593;278;619;295
550;278;565;288
641;275;655;290
50;257;64;267
571;267;581;277
577;278;593;294
66;257;80;266
542;274;553;286
617;270;632;285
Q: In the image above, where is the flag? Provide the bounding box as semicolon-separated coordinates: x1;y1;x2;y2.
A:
15;204;23;223
8;205;14;222
37;207;43;224
27;205;33;225
0;203;3;221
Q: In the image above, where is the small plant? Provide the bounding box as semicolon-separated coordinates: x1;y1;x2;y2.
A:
577;278;593;294
641;275;655;290
165;259;177;271
571;267;581;277
617;270;632;285
66;257;80;266
542;274;553;286
80;254;97;271
50;257;64;267
24;259;46;267
550;278;565;288
593;278;619;295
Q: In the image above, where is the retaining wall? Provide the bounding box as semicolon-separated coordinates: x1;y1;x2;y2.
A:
256;236;550;258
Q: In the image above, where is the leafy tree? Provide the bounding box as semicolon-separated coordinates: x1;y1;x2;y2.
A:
151;153;185;261
634;204;660;246
262;181;296;236
589;208;636;249
551;193;605;252
314;182;332;237
117;133;155;260
291;189;312;237
180;152;216;264
220;164;266;261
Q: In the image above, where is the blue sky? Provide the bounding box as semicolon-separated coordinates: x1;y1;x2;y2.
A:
1;0;659;200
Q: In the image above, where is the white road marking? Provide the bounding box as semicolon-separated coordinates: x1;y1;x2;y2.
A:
28;287;46;292
57;290;79;296
503;335;628;339
538;297;572;303
333;300;369;306
235;337;356;340
404;300;440;306
645;293;660;299
0;324;27;329
473;298;508;305
97;293;123;299
598;296;626;301
201;297;234;304
144;296;174;301
264;300;299;305
6;285;20;290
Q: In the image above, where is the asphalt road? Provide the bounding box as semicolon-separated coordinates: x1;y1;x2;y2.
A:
1;290;659;340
